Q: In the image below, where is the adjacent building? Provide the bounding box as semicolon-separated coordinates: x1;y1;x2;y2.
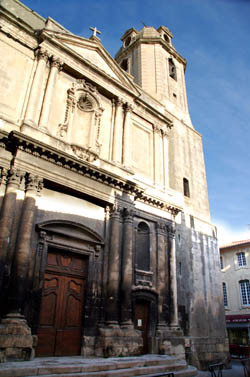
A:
0;0;228;369
220;240;250;357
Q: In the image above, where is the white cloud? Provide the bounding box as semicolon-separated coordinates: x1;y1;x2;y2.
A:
213;220;250;246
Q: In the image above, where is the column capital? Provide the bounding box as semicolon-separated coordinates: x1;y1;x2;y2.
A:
50;56;64;71
168;224;176;239
116;97;124;107
153;124;162;135
156;221;167;235
36;47;50;62
124;102;133;113
25;174;43;193
122;207;134;223
161;125;170;137
0;167;8;186
110;203;122;219
7;168;24;188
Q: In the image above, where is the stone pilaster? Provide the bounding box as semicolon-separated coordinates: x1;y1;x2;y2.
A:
39;56;63;131
120;207;134;327
162;128;169;189
156;221;168;329
112;98;124;163
168;224;179;328
153;125;163;186
106;204;121;326
24;48;49;127
122;102;133;167
0;168;23;292
0;174;43;362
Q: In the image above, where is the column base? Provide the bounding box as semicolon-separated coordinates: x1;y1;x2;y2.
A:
0;313;36;362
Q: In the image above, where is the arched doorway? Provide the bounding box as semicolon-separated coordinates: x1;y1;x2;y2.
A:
34;220;104;357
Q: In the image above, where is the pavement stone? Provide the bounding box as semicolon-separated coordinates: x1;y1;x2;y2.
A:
196;360;245;377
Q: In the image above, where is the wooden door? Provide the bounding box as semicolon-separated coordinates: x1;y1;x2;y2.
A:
135;300;149;354
36;250;88;356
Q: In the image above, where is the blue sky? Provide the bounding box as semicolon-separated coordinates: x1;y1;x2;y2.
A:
22;0;250;244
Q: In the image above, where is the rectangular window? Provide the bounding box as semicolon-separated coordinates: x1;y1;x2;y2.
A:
183;178;190;197
240;280;250;306
223;282;228;306
220;256;224;270
237;252;246;267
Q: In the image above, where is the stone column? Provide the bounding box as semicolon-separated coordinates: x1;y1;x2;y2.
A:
112;98;124;163
0;168;23;292
153;125;163;186
120;208;134;328
8;173;43;313
168;224;179;327
24;48;49;126
122;102;133;167
39;56;63;131
156;221;168;329
106;204;121;326
0;173;43;362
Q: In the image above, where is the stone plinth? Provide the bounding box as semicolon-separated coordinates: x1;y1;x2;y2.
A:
157;326;185;360
95;326;143;357
0;313;35;362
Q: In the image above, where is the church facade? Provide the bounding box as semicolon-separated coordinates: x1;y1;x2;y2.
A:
0;0;228;369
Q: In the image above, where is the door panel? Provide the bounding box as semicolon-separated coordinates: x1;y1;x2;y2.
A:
36;250;87;356
135;300;149;354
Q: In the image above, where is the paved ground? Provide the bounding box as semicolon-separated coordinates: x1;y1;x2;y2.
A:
196;360;246;377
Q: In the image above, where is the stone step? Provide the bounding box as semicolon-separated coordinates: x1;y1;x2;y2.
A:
0;355;197;377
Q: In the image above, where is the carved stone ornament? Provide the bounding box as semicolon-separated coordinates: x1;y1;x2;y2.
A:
57;79;104;162
78;93;95;112
71;145;99;163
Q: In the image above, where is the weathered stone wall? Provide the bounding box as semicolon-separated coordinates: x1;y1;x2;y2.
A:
176;221;228;369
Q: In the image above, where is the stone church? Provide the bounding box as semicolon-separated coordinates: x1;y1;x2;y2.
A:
0;0;228;369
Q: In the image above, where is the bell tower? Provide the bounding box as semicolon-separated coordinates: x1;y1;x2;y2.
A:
115;25;190;120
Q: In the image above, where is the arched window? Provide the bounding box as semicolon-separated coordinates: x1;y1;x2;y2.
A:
169;58;177;80
240;280;250;306
121;59;128;72
136;221;150;271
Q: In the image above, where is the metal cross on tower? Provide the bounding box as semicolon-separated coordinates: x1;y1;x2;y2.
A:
89;26;101;37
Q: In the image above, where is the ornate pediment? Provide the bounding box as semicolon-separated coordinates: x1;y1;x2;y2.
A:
42;26;139;93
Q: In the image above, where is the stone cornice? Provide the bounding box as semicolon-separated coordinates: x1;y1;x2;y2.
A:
3;131;181;216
